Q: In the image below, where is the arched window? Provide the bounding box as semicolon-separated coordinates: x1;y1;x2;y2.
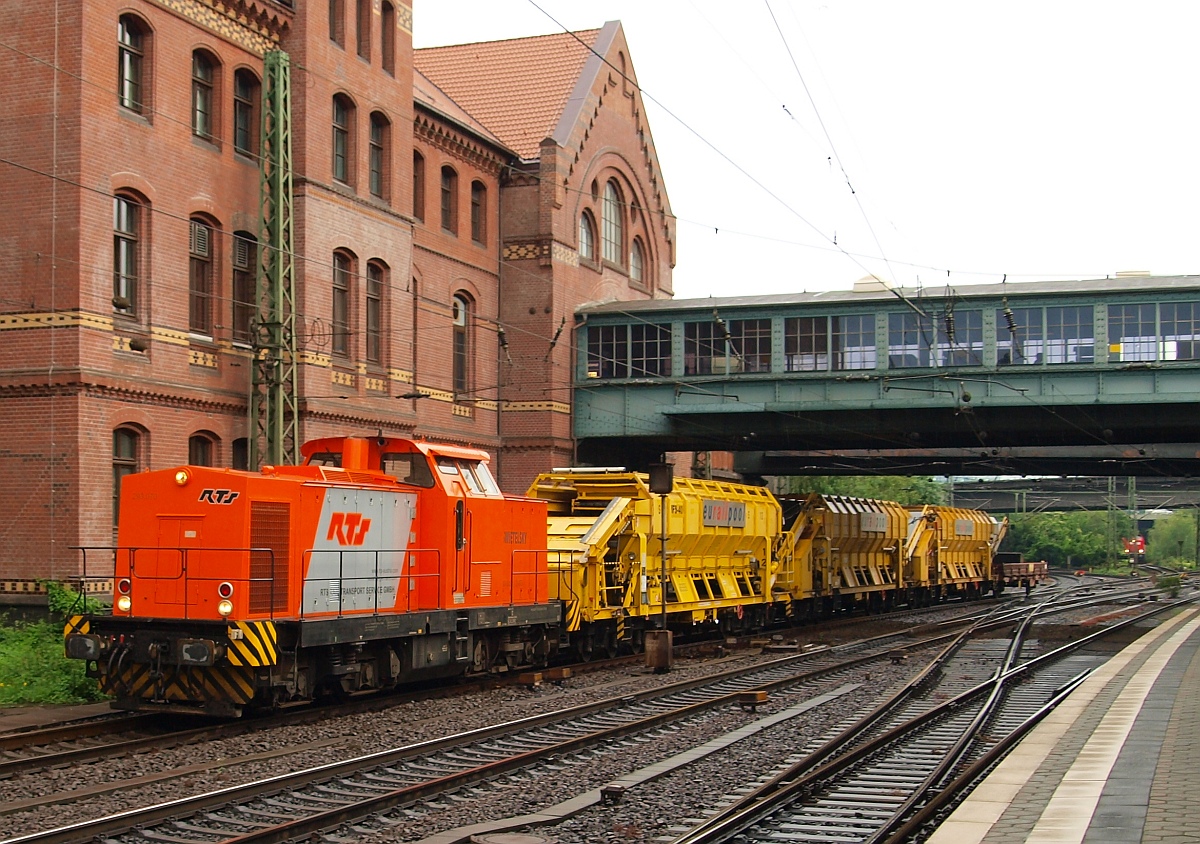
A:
189;433;215;466
191;50;216;140
189;217;214;335
332;251;353;356
602;180;623;264
440;166;458;234
233;69;260;156
452;293;472;395
332;94;354;184
369;112;389;199
412;151;425;221
366;261;385;363
579;211;596;262
231;231;257;343
381;2;395;74
630;238;645;285
117;15;148;114
113;194;142;315
329;0;344;46
113;428;141;527
232;437;249;470
470;180;486;244
356;0;371;59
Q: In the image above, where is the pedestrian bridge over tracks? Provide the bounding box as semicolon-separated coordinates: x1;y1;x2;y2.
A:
571;275;1200;478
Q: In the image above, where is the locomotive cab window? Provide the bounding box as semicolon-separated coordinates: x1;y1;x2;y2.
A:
381;452;435;487
307;452;342;467
467;461;502;496
434;457;501;496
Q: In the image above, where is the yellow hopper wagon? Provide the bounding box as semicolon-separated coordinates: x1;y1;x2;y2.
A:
906;505;1007;602
527;469;782;657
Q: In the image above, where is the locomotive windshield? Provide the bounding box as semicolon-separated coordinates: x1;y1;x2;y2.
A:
434;457;502;496
382;452;435;487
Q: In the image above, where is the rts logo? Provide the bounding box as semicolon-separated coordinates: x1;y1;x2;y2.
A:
199;489;240;504
327;512;372;546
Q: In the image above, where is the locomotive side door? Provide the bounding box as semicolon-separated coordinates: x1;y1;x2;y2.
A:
147;516;202;609
436;457;471;602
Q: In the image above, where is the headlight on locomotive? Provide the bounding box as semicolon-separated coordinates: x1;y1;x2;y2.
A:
116;595;132;612
217;599;234;617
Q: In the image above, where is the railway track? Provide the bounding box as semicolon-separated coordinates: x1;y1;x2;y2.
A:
1;622;973;844
0;596;1014;779
669;596;1191;844
0;586;1154;797
5;585;1171;844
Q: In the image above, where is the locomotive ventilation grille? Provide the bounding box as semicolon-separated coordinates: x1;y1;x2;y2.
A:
250;501;291;614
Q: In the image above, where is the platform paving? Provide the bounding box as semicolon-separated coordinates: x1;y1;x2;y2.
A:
929;606;1200;844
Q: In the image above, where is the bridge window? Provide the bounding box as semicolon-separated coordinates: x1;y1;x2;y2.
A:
937;309;983;366
1160;302;1200;360
785;316;829;371
1109;303;1158;362
833;314;876;370
587;323;672;379
997;306;1042;365
588;325;627;378
631;324;671;376
1045;306;1093;363
888;312;933;368
684;318;770;374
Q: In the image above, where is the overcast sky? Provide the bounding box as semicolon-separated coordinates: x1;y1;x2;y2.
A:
414;1;1200;300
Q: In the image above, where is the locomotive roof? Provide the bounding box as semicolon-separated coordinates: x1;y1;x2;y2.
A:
299;435;493;463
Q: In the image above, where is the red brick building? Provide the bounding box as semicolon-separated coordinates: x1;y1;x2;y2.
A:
0;1;673;586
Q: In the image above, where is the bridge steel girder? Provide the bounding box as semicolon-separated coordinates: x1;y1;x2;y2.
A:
574;367;1200;476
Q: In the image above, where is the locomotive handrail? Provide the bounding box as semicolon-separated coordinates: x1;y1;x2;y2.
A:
298;547;442;619
74;544;281;620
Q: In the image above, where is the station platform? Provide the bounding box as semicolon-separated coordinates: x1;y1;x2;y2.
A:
930;604;1200;844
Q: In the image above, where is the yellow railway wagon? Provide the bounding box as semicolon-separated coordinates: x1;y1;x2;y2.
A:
527;470;780;657
907;505;1007;600
776;495;912;616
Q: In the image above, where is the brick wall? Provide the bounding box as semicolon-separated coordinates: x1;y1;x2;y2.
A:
0;4;676;579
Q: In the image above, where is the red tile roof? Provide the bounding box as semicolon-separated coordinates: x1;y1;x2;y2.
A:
413;69;507;151
415;28;601;161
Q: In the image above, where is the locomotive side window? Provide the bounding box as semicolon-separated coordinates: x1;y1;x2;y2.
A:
458;462;484;494
381;452;435;487
307;452;342;467
465;461;502;496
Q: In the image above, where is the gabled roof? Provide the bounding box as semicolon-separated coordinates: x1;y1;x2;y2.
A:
414;26;605;161
413;68;509;152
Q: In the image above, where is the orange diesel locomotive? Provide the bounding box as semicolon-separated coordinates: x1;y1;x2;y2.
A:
65;435;557;716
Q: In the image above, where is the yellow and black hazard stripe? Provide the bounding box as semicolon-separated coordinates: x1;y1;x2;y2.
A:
225;621;278;667
64;615;89;638
564;599;581;632
616;614;627;642
105;663;258;706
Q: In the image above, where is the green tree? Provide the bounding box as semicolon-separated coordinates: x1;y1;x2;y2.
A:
1004;510;1135;570
782;475;947;505
1146;510;1198;568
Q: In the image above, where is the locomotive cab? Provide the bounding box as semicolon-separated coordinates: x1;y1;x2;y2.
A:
65;434;558;716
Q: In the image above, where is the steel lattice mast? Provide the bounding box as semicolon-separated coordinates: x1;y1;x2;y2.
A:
251;49;297;468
